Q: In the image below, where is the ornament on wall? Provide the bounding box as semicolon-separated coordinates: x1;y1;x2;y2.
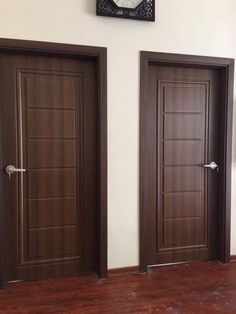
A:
96;0;155;22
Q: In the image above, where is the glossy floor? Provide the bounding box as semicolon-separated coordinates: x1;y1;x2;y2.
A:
0;261;236;313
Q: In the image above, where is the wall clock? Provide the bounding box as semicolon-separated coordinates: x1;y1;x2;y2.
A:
96;0;155;22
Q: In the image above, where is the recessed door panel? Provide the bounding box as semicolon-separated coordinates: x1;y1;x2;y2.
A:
27;140;75;168
25;73;76;109
27;227;78;259
164;141;202;165
163;192;202;219
163;84;205;113
142;64;221;266
26;108;75;139
163;167;202;192
27;169;76;198
28;197;76;228
164;114;203;139
163;219;204;247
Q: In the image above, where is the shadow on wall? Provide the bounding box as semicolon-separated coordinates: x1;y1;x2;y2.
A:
233;98;236;163
232;98;236;164
83;0;96;16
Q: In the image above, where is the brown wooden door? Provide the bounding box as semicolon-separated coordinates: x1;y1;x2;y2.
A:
0;53;99;282
141;64;222;266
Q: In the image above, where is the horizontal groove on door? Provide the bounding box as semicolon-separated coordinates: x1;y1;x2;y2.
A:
163;217;201;221
162;112;203;115
28;224;77;230
162;190;202;194
26;106;77;111
163;138;202;141
27;196;76;200
27;167;76;170
162;164;202;167
27;137;77;140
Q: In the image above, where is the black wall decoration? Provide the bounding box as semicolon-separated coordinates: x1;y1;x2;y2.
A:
96;0;155;22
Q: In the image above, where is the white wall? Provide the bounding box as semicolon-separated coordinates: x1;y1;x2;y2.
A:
0;0;236;269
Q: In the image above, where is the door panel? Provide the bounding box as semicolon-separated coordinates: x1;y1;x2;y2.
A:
163;219;203;247
163;84;205;113
163;192;202;219
164;114;203;139
142;65;220;265
27;140;75;168
1;53;98;281
27;226;78;259
163;167;202;192
164;141;202;165
26;108;75;138
27;197;76;228
27;169;76;197
25;72;77;109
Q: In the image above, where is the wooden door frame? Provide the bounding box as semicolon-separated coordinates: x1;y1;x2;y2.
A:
140;51;234;272
0;38;107;285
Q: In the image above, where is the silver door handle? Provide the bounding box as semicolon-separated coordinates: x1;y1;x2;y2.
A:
5;165;26;176
203;161;218;170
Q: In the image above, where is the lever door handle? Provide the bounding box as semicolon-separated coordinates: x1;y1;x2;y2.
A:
203;161;218;170
5;165;26;177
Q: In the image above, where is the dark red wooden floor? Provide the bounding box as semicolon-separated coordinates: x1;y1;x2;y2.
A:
0;261;236;313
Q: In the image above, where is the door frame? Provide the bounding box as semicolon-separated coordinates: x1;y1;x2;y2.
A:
140;51;234;272
0;38;107;284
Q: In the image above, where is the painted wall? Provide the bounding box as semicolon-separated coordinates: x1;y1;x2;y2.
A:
0;0;235;269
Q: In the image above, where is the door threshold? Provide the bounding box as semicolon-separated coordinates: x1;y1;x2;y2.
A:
7;280;23;284
148;260;198;268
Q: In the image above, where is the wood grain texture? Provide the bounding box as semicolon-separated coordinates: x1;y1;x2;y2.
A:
0;38;108;284
163;83;204;113
26;108;76;138
164;141;202;165
28;169;76;198
108;266;139;276
27;226;78;259
1;54;99;280
164;114;203;139
0;261;236;313
28;197;76;228
140;51;234;272
27;140;75;168
163;219;203;247
148;66;217;264
25;72;77;109
163;192;201;218
163;167;202;192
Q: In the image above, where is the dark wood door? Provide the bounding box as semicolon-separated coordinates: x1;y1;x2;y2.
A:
141;64;221;266
0;53;99;282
